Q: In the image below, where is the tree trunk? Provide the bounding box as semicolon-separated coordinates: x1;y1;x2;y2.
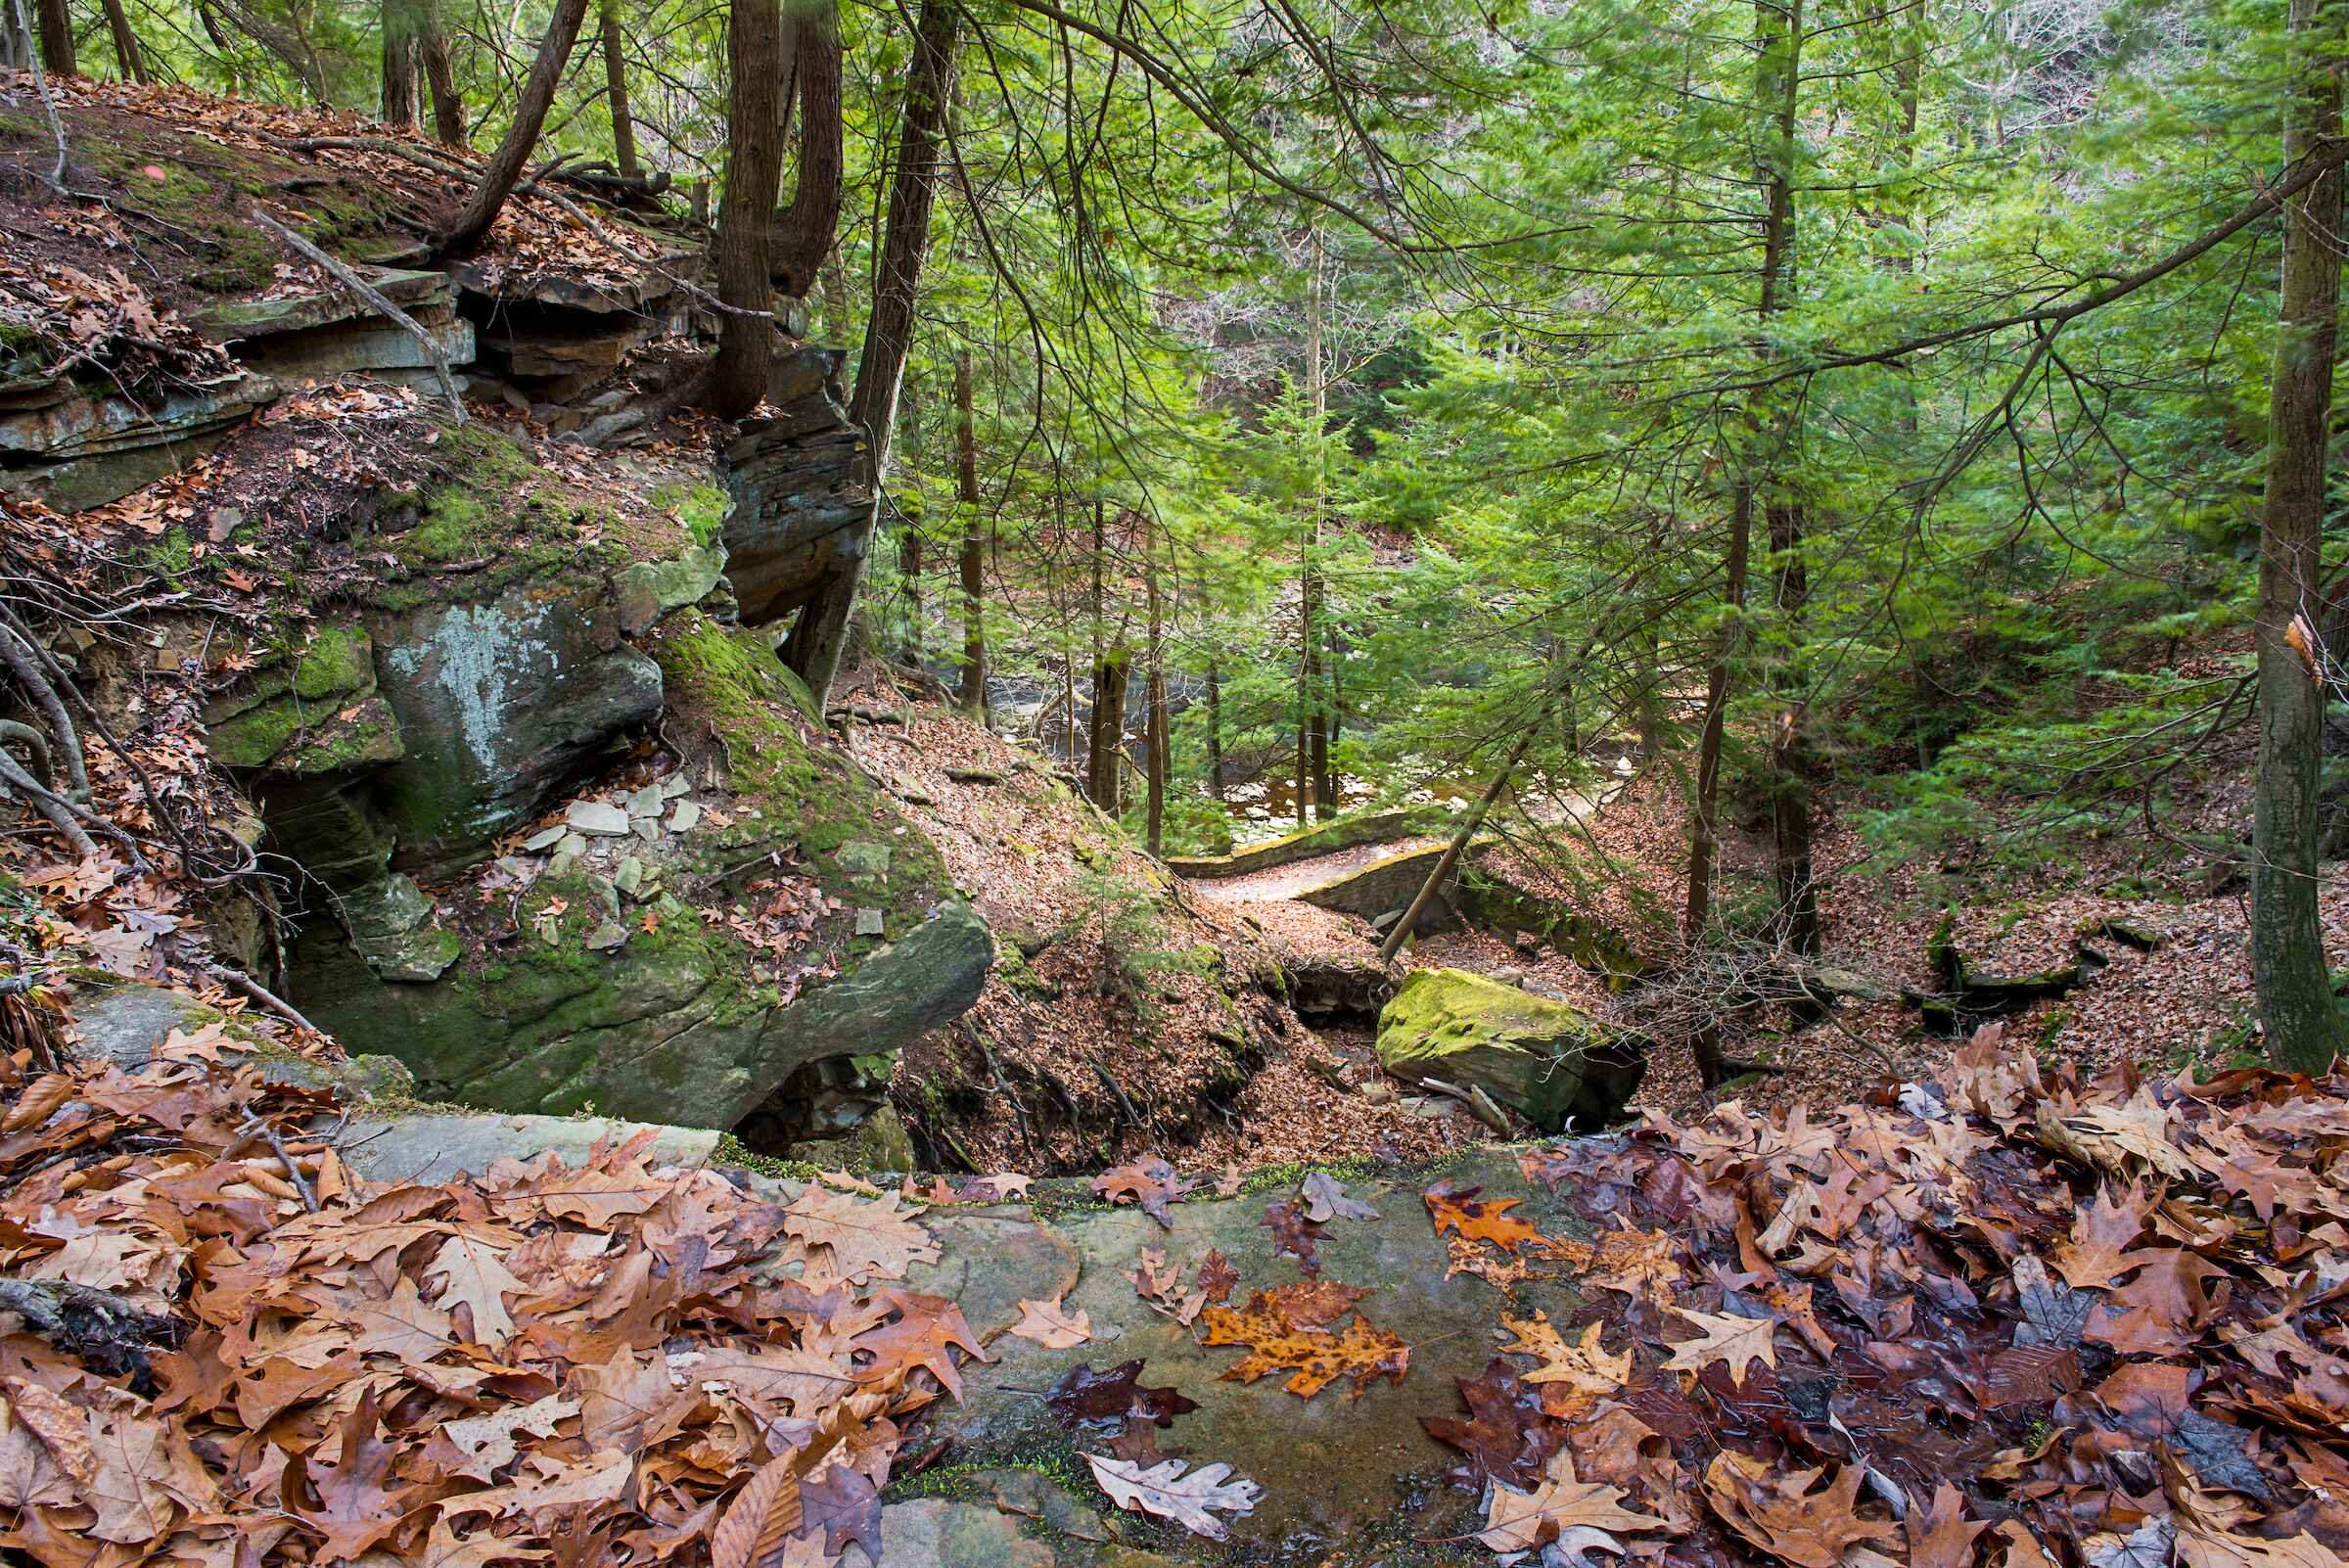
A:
1297;227;1328;827
437;0;591;254
1382;721;1542;965
770;1;843;297
33;0;71;74
383;0;423;128
600;0;640;178
2253;0;2348;1075
952;349;988;717
898;519;923;662
1206;659;1224;803
785;0;958;706
1755;0;1816;960
1145;531;1168;855
709;0;790;420
102;0;146;80
1767;497;1819;957
422;3;462;145
0;0;30;69
1688;0;1807;1087
1684;485;1752;945
1093;652;1130;814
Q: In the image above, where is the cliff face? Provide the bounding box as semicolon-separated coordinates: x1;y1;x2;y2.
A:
0;84;990;1151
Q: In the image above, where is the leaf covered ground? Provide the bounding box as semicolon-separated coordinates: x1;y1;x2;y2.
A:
0;993;2343;1567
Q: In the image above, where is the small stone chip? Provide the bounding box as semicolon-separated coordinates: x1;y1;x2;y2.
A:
668;800;702;833
626;784;666;819
522;825;566;852
854;907;887;937
583;921;628;951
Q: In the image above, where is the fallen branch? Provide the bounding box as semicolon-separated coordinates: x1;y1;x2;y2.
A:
261;133;476;183
0;745;97;855
238;1115;320;1213
249;208;467;425
207;961;326;1037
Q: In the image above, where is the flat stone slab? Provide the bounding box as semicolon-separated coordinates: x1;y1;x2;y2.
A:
336;1111;721;1185
900;1149;1589;1561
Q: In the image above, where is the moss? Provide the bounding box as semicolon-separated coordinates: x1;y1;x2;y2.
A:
712;1132;824;1181
652;482;731;547
652;613;949;921
290;623;374;699
357;424;627;608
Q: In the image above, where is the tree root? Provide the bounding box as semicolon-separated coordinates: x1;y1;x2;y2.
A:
0;1278;186;1392
0;746;97;856
0;623;88;801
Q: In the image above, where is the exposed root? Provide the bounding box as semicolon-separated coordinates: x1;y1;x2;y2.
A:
0;623;88;801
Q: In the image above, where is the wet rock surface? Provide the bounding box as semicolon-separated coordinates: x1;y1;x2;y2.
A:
898;1149;1584;1563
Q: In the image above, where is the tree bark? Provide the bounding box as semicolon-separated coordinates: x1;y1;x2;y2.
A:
1145;530;1168;855
709;0;790;419
600;0;640;178
383;0;423;127
770;1;843;297
785;0;958;706
436;0;591;254
2253;0;2348;1075
33;0;70;73
1206;659;1225;803
898;517;923;660
422;3;462;145
952;348;988;717
102;0;147;80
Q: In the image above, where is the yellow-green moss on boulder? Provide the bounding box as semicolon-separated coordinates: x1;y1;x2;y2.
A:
1375;966;1647;1131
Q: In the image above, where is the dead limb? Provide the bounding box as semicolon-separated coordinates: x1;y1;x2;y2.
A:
250;208;466;425
261;133;476;182
1380;721;1543;964
5;17;69;192
0;718;53;786
0;745;97;855
207;961;326;1037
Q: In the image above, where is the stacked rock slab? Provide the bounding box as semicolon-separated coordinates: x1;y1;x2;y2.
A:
196;425;990;1141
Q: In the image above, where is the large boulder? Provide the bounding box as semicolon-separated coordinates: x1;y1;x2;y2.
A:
284;612;992;1132
1375;966;1645;1131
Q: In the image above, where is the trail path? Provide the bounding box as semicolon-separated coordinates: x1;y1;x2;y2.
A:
1180;787;1614;906
1183;835;1447;902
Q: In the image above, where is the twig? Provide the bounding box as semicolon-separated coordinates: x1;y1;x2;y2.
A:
237;1115;321;1213
248;208;466;425
5;41;69;191
207;962;326;1037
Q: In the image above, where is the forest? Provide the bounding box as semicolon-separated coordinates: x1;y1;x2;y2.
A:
1;0;2348;1562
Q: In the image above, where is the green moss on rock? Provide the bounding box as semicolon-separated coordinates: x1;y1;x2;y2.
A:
1375;966;1646;1131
